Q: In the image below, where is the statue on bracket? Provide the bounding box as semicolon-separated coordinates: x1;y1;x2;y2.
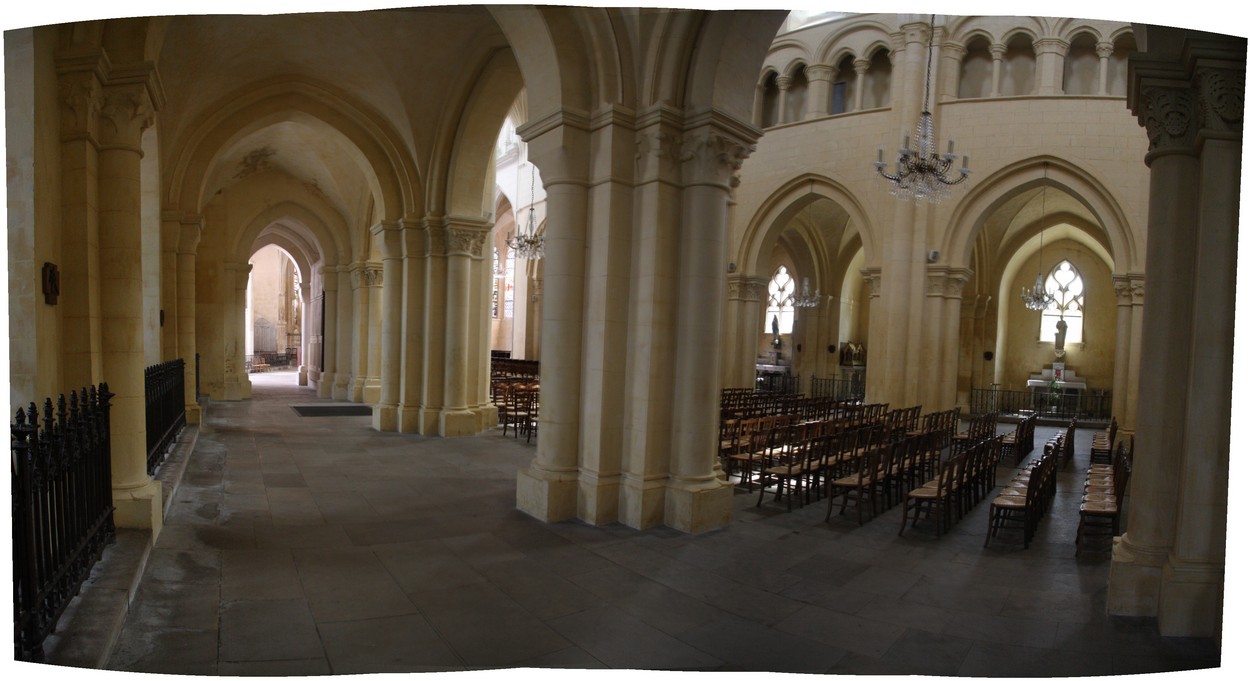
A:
1054;318;1068;358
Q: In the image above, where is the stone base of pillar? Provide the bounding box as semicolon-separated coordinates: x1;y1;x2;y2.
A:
298;366;309;386
363;379;381;404
398;405;422;433
316;372;335;398
333;377;351;401
349;378;365;403
664;477;734;534
222;377;248;401
184;403;201;425
438;409;478;436
577;471;621;526
1158;557;1224;637
476;404;500;432
372;404;398;432
516;466;578;522
1108;535;1167;617
112;479;164;537
619;473;667;530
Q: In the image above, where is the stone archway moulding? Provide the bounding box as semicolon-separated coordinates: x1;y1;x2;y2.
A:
164;77;419;223
738;173;879;280
941;156;1139;275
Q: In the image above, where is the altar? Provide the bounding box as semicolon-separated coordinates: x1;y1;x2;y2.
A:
1026;363;1086;394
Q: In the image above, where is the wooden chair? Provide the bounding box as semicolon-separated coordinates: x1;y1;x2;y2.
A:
1076;439;1131;553
985;450;1051;548
826;445;884;525
757;423;814;511
901;454;959;536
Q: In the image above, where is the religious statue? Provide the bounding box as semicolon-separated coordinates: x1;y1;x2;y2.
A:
771;314;781;348
1054;318;1068;357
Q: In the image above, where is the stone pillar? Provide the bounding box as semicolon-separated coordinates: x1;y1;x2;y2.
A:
664;123;754;533
98;77;163;531
1033;38;1068;95
853;58;870;111
940;270;970;409
56;61;104;389
334;266;353;400
752;82;765;127
372;221;402;431
939;41;966;102
1109;35;1243;639
397;221;427;432
440;220;491;436
1157;62;1242;638
990;44;1006;97
515;120;590;523
318;264;338;398
804;64;833;119
575;114;633;526
775;75;792;123
297;282;310;386
221;262;252;401
861;267;884;404
347;262;368;402
614;126;672;528
176;217;202;424
363;263;383;404
969;294;992;392
1111;273;1144;437
1097;42;1114;95
920;265;947;409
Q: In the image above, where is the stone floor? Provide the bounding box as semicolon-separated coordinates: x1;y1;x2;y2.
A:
47;372;1225;675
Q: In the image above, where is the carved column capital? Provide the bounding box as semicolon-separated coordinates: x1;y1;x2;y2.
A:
990;43;1007;60
1096;42;1115;60
369;220;404;260
98;82;155;151
635;129;684;179
775;75;793;91
945;268;973;299
1113;273;1146;306
805;64;834;82
853;58;871;75
57;68;102;141
177;216;204;255
448;221;491;258
680;129;755;188
224;262;252;290
925;265;949;297
861;267;882;298
1138;83;1199;155
1195;66;1245;137
728;274;768;302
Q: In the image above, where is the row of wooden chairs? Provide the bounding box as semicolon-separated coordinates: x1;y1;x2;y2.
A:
1076;437;1133;553
1090;417;1118;465
826;431;939;525
1000;413;1038;465
952;411;997;446
754;420;888;510
496;381;539;443
1045;419;1077;470
898;433;1004;535
985;443;1059;548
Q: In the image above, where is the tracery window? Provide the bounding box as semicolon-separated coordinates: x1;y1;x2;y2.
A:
1038;260;1085;343
765;265;796;334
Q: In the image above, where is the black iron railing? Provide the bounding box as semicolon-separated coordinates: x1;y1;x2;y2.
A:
810;375;866;401
195;352;202;403
969;387;1112;422
145;358;186;475
12;384;116;662
755;371;800;394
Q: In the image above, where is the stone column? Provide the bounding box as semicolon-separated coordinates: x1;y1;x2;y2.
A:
515;119;590;523
752;82;765;127
371;221;402;431
804;64;833;119
176;217;202;424
939;41;967;102
1033;38;1068;95
1157;62;1242;637
920;265;947;409
334;266;353;400
222;262;252;401
723;274;767;389
775;75;792;123
861;267;884;404
98;77;162;530
1108;39;1241;637
159;219;180;361
1110;274;1145;437
397;221;427;432
1097;42;1114;95
297;282;310;386
318;264;338;398
940;270;970;409
56;61;104;389
664;123;754;533
990;44;1006;97
363;263;383;404
347;262;368;402
440;220;491;436
853;58;870;111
